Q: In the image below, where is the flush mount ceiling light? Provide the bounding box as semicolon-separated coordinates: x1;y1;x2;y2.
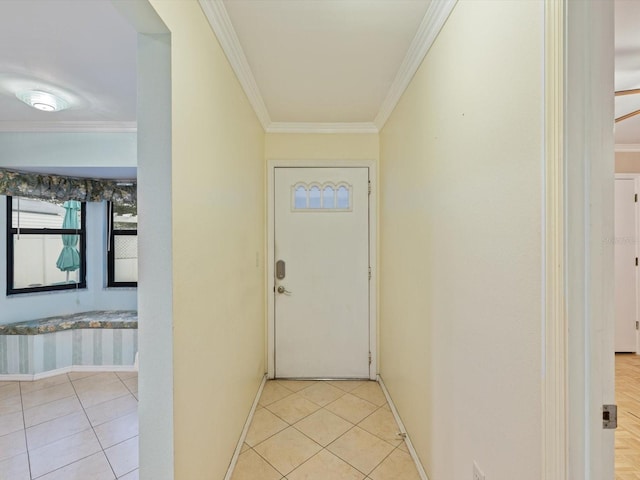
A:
15;90;69;112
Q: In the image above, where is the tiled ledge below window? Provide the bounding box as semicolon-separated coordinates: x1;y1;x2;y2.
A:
0;310;137;335
0;311;138;377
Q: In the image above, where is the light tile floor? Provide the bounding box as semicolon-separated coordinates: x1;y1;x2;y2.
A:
0;371;138;480
232;380;421;480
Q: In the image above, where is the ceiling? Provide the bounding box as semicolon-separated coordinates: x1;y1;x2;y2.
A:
0;0;445;135
221;0;431;125
0;1;636;147
616;0;640;147
0;0;137;132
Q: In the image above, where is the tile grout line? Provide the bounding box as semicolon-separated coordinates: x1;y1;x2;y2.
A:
321;423;379;477
18;381;34;480
20;384;77;415
255;382;402;480
236;380;414;479
117;372;138;400
68;372;119;480
1;372;137;480
377;375;429;480
224;374;268;480
251;382;347;477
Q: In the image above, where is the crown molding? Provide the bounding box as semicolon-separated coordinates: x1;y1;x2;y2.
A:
374;0;458;130
615;143;640;152
199;0;271;130
0;121;137;133
199;0;457;133
266;122;378;134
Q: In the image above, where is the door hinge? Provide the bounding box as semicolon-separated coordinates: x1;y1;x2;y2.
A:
636;321;638;330
368;352;372;365
368;267;372;280
635;193;638;202
603;404;617;429
636;257;638;267
368;181;371;195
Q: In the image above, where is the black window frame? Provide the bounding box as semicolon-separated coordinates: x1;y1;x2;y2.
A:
6;196;87;295
107;202;138;288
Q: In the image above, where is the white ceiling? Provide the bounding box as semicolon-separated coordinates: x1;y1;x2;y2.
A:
616;0;640;147
0;0;137;132
222;0;431;124
0;0;635;145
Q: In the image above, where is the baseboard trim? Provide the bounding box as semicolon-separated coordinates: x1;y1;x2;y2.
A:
224;374;268;480
378;375;430;480
0;364;138;382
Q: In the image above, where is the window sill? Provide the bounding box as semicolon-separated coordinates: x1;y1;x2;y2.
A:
6;287;88;299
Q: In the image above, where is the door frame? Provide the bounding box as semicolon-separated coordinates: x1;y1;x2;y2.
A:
266;159;378;380
555;0;615;478
615;174;640;355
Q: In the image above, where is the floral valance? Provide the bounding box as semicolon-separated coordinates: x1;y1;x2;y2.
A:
0;168;136;206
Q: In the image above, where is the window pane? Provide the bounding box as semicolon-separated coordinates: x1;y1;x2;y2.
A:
114;235;138;283
309;186;321;209
11;197;74;229
322;186;335;209
113;203;137;230
294;186;307;209
337;186;350;209
12;234;81;289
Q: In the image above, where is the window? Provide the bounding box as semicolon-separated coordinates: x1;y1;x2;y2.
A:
291;182;353;211
6;196;87;295
107;202;138;287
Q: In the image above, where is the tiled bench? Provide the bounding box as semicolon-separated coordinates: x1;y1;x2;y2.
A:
0;310;138;379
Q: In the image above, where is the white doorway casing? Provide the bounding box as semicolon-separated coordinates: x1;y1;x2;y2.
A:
559;0;615;478
267;159;378;380
545;0;615;478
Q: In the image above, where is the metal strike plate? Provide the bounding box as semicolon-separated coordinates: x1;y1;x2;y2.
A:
603;404;617;429
276;260;286;280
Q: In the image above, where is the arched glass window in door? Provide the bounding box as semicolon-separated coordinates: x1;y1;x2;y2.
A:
322;186;335;209
294;185;307;209
309;185;321;209
292;182;352;212
337;185;350;209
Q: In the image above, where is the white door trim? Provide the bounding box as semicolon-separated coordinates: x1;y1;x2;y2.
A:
615;173;640;355
561;1;615;479
267;159;378;380
543;3;567;477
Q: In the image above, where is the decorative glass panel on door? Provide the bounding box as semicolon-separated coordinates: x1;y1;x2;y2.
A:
291;182;352;212
309;185;321;209
337;185;350;209
294;185;307;209
323;186;335;209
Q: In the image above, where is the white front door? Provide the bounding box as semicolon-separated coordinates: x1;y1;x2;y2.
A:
274;167;370;378
615;178;637;352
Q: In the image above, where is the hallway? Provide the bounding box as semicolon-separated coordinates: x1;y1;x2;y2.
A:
232;380;419;479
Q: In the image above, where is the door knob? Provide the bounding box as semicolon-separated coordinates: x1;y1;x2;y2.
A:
277;285;292;295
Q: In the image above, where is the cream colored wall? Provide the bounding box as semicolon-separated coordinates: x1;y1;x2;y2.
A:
379;1;542;479
149;2;265;478
265;133;379;161
616;152;640;173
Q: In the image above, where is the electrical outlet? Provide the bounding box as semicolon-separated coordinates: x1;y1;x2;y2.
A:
473;462;485;480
